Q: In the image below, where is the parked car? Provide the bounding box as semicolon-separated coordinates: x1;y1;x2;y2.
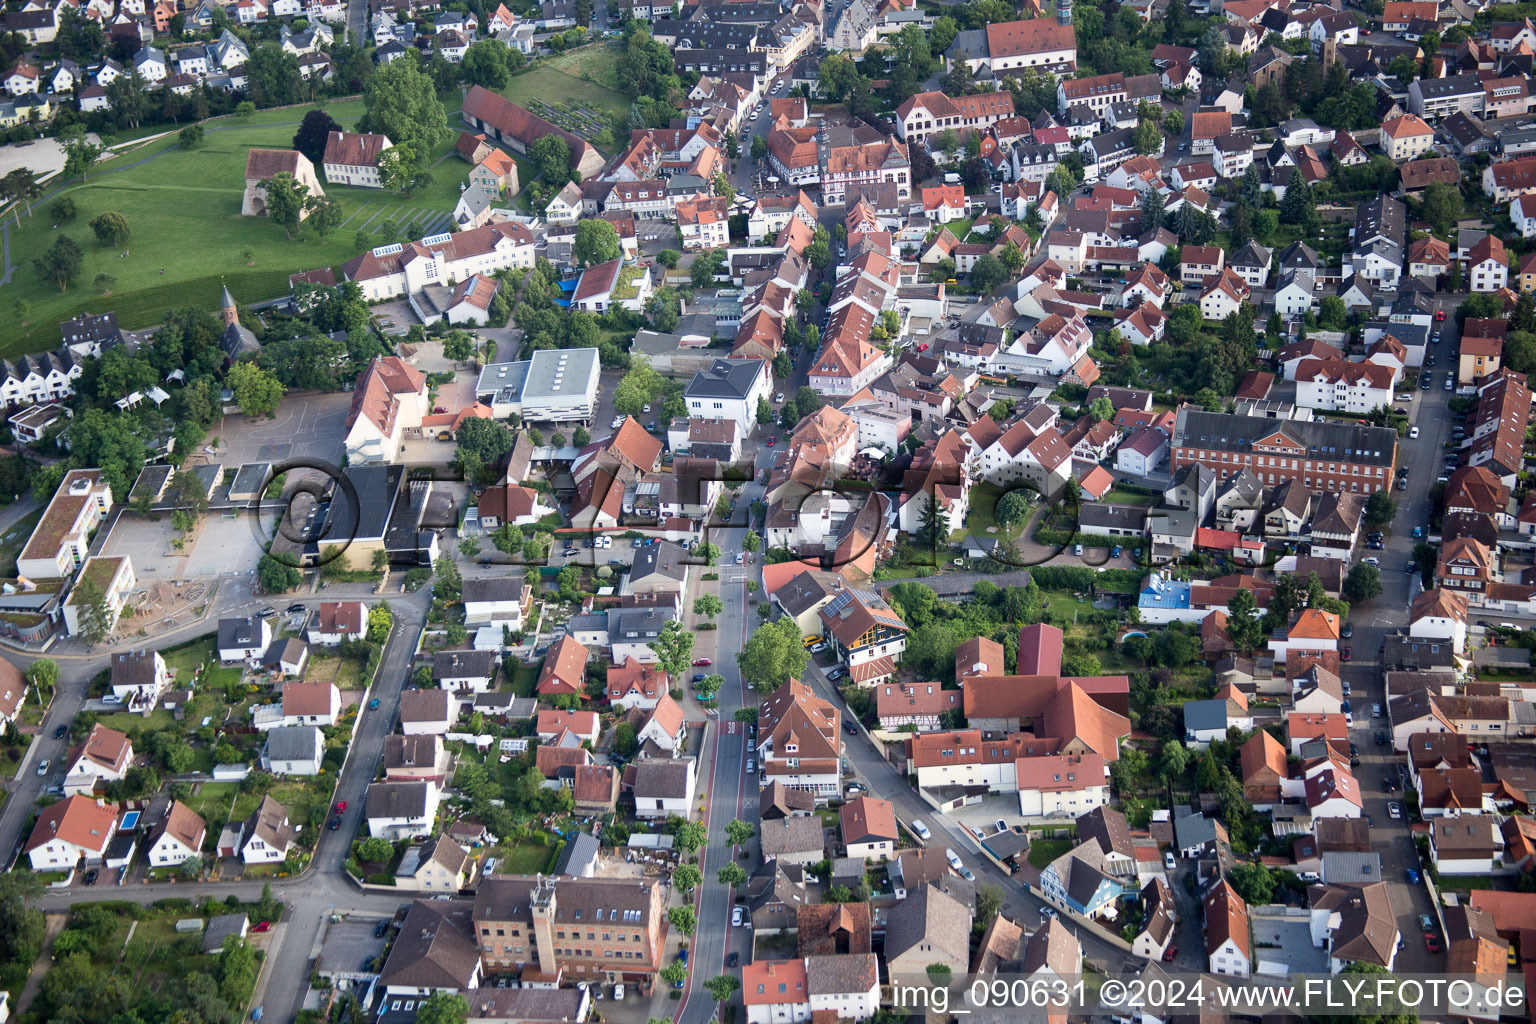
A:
83;869;98;885
334;800;347;813
36;759;48;776
369;698;380;710
1409;426;1419;438
1372;703;1383;718
810;642;828;654
329;817;341;830
995;818;1009;833
253;921;271;933
1388;802;1401;819
693;658;712;666
286;603;306;614
732;906;745;927
911;820;931;840
745;758;755;773
1419;914;1435;931
1425;933;1442;953
1164;851;1176;870
1341;646;1352;661
844;722;858;735
613;984;625;1001
1374;731;1386;746
692;673;706;683
1341;623;1353;638
727;952;739;968
53;724;67;739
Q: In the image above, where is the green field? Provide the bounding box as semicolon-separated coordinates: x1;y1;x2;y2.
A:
0;97;472;355
506;43;632;125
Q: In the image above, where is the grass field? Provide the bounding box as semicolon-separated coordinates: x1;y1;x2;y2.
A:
506;43;631;125
0;96;471;355
1027;837;1073;869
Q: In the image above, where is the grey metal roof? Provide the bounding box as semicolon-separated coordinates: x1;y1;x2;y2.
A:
684;358;766;401
262;726;322;762
1183;699;1229;734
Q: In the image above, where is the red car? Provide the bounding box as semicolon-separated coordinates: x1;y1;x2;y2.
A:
767;437;776;446
693;658;712;666
1434;310;1447;322
1341;646;1352;661
253;921;271;933
1425;932;1442;953
1162;945;1178;963
917;343;929;351
334;800;347;813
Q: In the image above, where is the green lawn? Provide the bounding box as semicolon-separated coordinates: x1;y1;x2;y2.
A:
1027;838;1074;869
95;708;175;738
0;95;468;355
510;660;540;697
498;837;556;874
0;507;42;576
161;634;216;682
503;46;632;127
1100;488;1155;506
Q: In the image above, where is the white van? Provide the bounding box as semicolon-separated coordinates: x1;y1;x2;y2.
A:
911;819;931;840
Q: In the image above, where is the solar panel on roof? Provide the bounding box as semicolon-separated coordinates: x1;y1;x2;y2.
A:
371;243;403;257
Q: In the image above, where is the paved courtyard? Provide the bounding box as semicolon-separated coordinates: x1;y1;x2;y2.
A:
206;392;352;469
101;510;273;579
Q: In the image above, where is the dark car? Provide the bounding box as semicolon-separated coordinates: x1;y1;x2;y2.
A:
1341;623;1353;639
844;722;858;735
258;607;275;617
286;603;305;614
328;816;342;831
374;921;388;938
692;673;707;683
1374;730;1387;746
727;952;739;968
53;724;67;739
84;869;99;884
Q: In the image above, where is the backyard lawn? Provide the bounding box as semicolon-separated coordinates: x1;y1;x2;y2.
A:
1027;837;1074;869
497;836;557;874
0;95;469;354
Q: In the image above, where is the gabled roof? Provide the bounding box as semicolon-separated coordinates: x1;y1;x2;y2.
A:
1204;878;1250;957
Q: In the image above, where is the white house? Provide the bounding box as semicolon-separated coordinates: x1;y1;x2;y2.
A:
400;689;455;736
1205;880;1251;977
343;356;428;465
462;578;532;627
322;130;393;188
237;796;294;865
366;781;442;840
108;649;169;713
217;615;272;663
631;758;698;819
839;796;897;860
1409;588;1470;655
25;795;117;870
1116;428;1168;476
306;601;366;645
745;960;811;1024
1293;358;1395;414
64;724;133;796
259;726;325;776
1016;754;1109;817
807;954;880;1021
146;801;206;867
684;358;772;434
1429;817;1504;875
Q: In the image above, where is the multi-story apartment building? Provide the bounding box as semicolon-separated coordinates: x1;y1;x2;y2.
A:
756;679;842;803
1171;410;1397;495
1058;73;1128;116
1292;358;1396;414
819;138;911;205
18;469;113;580
818;587;909;687
1407;74;1484;120
341;222;537;302
894;90;1015;145
474;876;666;991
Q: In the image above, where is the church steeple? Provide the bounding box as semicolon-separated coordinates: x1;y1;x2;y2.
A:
220;281;238;327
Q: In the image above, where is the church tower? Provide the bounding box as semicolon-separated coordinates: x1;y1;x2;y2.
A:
1057;0;1072;26
220;282;239;328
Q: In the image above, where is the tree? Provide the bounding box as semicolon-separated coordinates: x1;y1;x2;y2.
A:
648;619;695;678
1343;562;1382;603
726;818;755;846
358;57;450;151
261;172;310;239
1228;863;1276;905
574;218;622;267
995;490;1031;529
660;961;689;986
673;863;702;894
751;133;768;161
1133;117;1163;155
694;592;723;625
1420;181;1462;235
227;362;285;416
292;108;343;166
258;554;303;592
415;993;470;1024
60;125;107;182
93;272;115;294
705;975;741;1007
308;196;344;239
454;418;516;481
88;210;131;248
378;141;433;196
529;135;573;184
695;673;723;699
357;836;394;862
971;252;1006;292
1318;295;1347;330
718;862;747;888
817;53;858;102
1225;585;1263;652
667;905;696;936
1364;489;1397;530
737;617;808;690
1089;396;1114;422
462;39;509;88
34;234;83;292
673;820;708;855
